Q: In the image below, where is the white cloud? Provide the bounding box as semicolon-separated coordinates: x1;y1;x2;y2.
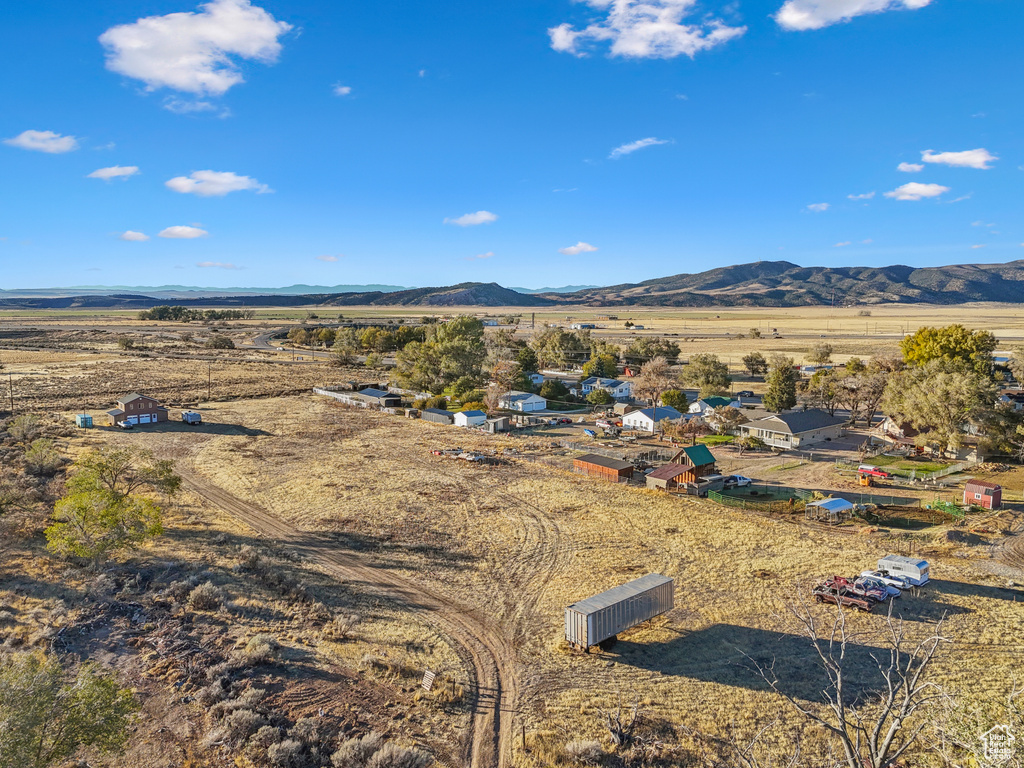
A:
332;83;352;96
897;162;924;173
444;211;498;227
775;0;933;31
883;182;950;201
88;165;140;181
559;241;599;255
197;261;240;268
119;230;150;241
316;255;340;262
807;202;830;212
3;130;79;154
921;148;997;170
99;0;292;97
549;0;746;59
971;244;986;249
465;251;495;261
834;241;851;247
163;97;218;114
972;221;995;227
862;238;873;244
159;225;209;238
847;191;875;200
418;69;427;78
609;137;671;159
166;170;270;196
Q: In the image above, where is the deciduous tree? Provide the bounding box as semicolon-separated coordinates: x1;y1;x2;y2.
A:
742;352;768;378
684;353;731;397
0;652;138;768
900;324;997;377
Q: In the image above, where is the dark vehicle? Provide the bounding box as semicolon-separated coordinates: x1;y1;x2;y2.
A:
813;579;874;612
737;390;755;397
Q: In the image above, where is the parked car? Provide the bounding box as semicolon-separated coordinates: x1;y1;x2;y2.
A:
855;575;901;599
723;475;752;488
812;582;874;612
736;390;755;397
558;418;572;424
857;464;892;479
859;570;910;590
117;421;134;430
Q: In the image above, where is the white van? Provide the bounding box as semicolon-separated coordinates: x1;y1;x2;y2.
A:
877;555;930;587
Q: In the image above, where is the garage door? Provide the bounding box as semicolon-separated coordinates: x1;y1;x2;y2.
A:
139;413;152;424
126;416;139;425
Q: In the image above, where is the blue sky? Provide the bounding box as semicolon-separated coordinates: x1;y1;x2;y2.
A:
1;0;1020;290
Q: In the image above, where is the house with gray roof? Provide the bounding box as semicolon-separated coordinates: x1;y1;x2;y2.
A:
498;390;547;412
738;409;847;448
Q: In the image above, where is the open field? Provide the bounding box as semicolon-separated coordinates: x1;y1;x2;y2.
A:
4;308;1024;766
24;390;1021;765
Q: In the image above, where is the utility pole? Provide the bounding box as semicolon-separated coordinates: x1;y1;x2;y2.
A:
8;373;12;414
207;362;212;401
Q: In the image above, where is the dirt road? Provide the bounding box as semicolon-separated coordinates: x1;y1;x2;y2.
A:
180;469;518;768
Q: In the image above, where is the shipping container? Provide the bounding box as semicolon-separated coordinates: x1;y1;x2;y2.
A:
420;408;455;425
74;414;93;428
565;574;674;649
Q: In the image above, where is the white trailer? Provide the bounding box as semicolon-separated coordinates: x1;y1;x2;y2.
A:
565;574;674;650
877;555;930;586
181;411;203;425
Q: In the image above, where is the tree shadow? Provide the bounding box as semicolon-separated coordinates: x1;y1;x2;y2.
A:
612;623;892;704
100;422;271;437
927;578;1024;604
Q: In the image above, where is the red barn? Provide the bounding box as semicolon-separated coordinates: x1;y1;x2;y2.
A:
963;479;1002;510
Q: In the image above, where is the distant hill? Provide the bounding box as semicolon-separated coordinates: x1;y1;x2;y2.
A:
6;260;1024;309
543;260;1024;306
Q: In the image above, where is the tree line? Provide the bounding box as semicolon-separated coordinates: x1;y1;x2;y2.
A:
137;306;256;322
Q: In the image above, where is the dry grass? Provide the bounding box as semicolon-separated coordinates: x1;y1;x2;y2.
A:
75;392;1024;765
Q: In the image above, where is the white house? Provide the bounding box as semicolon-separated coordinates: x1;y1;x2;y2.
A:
622;406;682;432
688;396;741;416
454;410;487;428
577;377;632;400
524;372;545;386
499;390;547;412
738;409;846;448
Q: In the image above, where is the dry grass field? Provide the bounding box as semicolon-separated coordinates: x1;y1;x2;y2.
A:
49;392;1022;765
3;303;1024;767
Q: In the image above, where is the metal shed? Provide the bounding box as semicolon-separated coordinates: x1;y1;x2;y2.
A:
565;574;674;650
74;414;93;428
573;454;634;482
420;408;455;425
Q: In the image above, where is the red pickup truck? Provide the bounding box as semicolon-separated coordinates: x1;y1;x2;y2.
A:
857;465;892;479
812;581;874;612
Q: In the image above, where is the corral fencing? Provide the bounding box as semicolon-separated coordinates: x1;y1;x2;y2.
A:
557;440;674;463
836;458;979;484
708;490;807;514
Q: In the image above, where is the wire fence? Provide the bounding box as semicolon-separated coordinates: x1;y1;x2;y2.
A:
836;458;980;484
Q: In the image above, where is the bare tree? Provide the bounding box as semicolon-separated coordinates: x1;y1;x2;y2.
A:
753;596;949;768
632;356;678;433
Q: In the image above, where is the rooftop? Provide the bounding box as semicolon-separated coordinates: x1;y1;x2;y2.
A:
744;409;846;434
646;463;690;481
574;454;634;471
630;406;682;421
567;574;673;616
677;443;716;467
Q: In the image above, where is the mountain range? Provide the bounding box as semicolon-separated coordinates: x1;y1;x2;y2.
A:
4;260;1024;309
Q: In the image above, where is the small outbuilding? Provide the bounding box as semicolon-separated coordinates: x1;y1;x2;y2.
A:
964;479;1002;510
485;417;510;433
74;414;93;428
805;497;855;524
645;464;691;490
454;410;487;428
421;408;455;425
573;454;634;482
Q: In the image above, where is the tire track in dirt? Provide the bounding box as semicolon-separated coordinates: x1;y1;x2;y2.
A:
180;469;517;768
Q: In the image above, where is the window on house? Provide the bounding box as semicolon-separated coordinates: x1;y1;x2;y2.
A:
975;493;982;500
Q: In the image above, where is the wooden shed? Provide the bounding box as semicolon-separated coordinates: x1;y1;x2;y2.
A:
645;463;690;490
663;444;718;482
964;479;1002;510
573;454;634;482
